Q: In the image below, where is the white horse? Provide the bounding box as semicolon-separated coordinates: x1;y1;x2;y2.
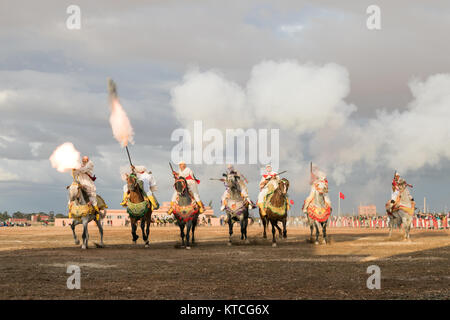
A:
67;182;107;249
386;183;415;240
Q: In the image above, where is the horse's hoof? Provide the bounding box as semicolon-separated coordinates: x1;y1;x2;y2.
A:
245;239;250;244
272;243;277;247
227;242;232;246
314;241;319;245
81;245;87;250
186;246;191;250
145;244;149;248
133;241;137;245
94;242;104;248
75;240;80;245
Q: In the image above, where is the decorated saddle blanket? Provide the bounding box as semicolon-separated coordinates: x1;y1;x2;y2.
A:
264;191;288;216
69;204;94;221
173;202;199;223
226;199;246;218
306;203;331;222
127;200;150;219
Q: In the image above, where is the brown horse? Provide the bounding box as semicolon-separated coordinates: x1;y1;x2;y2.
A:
263;178;290;247
126;173;152;247
171;176;199;249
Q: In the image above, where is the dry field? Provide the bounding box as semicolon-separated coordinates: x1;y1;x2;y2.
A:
0;225;449;299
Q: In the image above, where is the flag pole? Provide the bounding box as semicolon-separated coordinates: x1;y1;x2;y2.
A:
338;191;341;216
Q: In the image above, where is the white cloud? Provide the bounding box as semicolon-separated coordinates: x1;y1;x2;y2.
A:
279;24;304;35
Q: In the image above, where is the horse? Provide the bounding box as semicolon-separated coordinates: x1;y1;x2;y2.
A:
262;178;290;247
67;182;107;249
386;184;415;240
125;173;152;247
171;176;199;249
223;172;250;245
303;180;331;245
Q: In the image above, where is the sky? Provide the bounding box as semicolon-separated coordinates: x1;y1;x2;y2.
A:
0;0;449;215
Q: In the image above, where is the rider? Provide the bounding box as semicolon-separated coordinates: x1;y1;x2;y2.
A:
169;161;205;214
72;156;99;213
220;164;253;211
257;164;279;217
120;165;160;210
303;168;331;214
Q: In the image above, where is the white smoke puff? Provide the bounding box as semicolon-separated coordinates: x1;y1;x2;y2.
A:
310;73;450;184
247;60;356;133
383;74;450;171
49;142;81;173
171;68;250;129
120;165;131;181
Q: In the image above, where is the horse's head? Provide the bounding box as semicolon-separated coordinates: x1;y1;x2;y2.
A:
174;176;188;195
67;182;83;204
278;178;289;195
225;172;241;193
314;179;328;195
127;174;140;192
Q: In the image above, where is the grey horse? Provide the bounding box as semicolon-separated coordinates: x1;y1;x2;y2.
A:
223;172;250;245
67;182;107;249
386;183;415;240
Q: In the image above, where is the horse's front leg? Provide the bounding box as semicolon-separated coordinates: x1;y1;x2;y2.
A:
242;213;249;242
71;220;80;245
274;221;282;239
260;209;267;238
191;219;197;245
131;219;139;243
309;220;314;243
145;214;151;247
81;216;89;249
179;222;186;247
95;218;105;248
227;214;234;246
322;221;328;244
239;215;245;241
314;221;320;245
185;221;192;249
141;218;149;247
271;220;277;247
282;217;287;239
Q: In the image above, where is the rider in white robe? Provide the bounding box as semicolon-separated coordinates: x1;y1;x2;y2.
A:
169;161;205;213
257;165;279;216
120;165;159;210
72;156;98;211
220;164;252;211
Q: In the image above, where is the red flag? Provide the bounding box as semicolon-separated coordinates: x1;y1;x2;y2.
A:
339;192;345;200
290;199;294;205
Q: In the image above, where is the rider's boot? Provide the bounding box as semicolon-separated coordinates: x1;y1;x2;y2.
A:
93;205;100;221
167;201;175;214
147;195;160;210
221;199;226;211
197;201;205;213
258;203;266;217
120;192;128;207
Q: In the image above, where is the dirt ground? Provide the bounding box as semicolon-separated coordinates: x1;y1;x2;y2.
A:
0;224;449;300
